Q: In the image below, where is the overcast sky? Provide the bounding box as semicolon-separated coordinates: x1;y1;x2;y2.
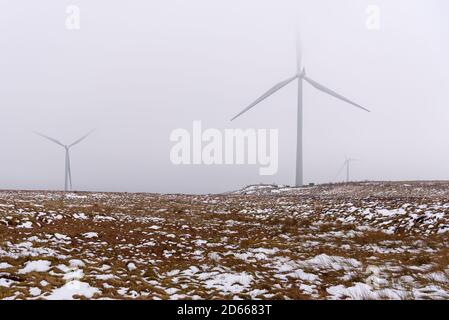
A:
0;0;448;194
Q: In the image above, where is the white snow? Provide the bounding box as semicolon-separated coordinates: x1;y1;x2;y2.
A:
204;272;253;294
63;269;84;281
40;280;49;287
73;213;88;220
327;283;374;299
19;260;52;274
208;252;221;261
0;262;13;269
69;259;86;268
29;287;42;296
127;263;137;271
305;254;361;271
82;232;98;239
0;279;15;287
17;221;33;229
95;274;115;280
45;280;100;300
54;233;71;241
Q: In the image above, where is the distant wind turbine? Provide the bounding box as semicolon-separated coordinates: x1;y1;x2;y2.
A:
34;130;94;191
335;157;359;183
231;38;370;186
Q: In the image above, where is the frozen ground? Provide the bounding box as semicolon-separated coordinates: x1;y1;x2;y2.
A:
1;181;449;300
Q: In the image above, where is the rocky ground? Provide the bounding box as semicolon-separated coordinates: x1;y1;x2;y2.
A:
1;181;449;300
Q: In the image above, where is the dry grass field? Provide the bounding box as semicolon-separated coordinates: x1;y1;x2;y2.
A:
1;181;449;300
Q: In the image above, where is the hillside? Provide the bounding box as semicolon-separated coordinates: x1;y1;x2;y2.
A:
1;182;449;299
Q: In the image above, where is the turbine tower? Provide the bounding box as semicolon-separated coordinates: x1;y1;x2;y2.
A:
335;157;359;183
34;130;94;191
231;39;370;187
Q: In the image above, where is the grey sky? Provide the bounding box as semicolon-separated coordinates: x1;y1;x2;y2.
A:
0;0;448;194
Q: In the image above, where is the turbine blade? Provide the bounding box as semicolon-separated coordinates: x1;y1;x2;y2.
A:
334;160;347;181
303;76;370;112
296;33;302;73
69;129;94;148
34;131;65;147
231;75;299;121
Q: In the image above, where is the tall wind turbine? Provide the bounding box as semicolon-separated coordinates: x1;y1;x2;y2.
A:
335;157;359;183
231;39;370;186
34;130;94;191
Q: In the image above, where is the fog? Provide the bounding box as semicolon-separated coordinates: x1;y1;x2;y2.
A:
0;0;448;194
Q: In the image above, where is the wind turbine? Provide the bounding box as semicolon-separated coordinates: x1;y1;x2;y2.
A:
231;38;370;186
34;130;94;191
335;157;359;183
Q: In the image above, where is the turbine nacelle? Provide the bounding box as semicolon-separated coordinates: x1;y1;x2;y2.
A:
297;67;306;78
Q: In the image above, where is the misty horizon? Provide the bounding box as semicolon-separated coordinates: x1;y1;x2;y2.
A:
1;0;448;194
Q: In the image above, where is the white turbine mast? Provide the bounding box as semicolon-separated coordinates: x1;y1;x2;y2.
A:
34;130;94;191
231;36;370;187
335;156;359;183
